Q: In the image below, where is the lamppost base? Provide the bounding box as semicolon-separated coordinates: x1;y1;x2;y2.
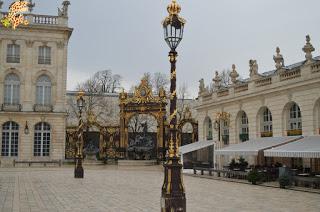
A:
161;196;186;212
74;166;84;178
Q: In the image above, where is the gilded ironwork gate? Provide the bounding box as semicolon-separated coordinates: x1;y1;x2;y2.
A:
119;78;167;160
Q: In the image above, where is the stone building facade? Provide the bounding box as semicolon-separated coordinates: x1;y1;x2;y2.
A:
195;35;320;166
0;1;72;165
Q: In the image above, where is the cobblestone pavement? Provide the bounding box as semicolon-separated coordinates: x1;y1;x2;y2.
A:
0;166;319;212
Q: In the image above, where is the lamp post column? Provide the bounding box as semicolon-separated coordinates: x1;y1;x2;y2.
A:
74;91;85;178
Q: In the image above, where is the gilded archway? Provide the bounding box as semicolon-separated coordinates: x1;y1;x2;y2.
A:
119;78;167;160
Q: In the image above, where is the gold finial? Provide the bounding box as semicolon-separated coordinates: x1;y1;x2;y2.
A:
77;90;85;98
168;134;175;158
167;0;181;15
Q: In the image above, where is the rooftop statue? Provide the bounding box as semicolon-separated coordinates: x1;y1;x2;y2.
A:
58;0;70;17
249;59;259;78
273;47;285;70
213;71;222;88
199;78;205;93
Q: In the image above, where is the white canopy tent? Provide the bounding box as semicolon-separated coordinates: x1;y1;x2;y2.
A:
178;140;215;168
215;136;302;156
179;140;215;154
264;136;320;158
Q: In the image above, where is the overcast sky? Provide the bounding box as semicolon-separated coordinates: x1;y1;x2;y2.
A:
3;0;320;97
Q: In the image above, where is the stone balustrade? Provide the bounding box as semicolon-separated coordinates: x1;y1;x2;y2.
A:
255;77;272;87
200;61;320;102
0;12;68;27
234;84;249;93
280;69;301;81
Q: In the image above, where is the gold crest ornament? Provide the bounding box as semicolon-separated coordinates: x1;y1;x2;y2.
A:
1;0;29;29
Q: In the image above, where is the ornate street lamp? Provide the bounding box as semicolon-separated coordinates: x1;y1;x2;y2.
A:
161;0;186;211
74;90;85;178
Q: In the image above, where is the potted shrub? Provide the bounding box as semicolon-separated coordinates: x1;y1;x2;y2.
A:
247;169;261;185
238;157;248;171
229;158;237;170
279;175;290;189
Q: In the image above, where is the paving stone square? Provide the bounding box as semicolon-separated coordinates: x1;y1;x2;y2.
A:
0;166;319;212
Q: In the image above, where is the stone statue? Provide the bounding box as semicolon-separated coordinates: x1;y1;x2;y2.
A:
199;78;205;93
229;64;239;84
58;0;70;17
213;71;222;88
28;0;35;13
249;59;258;78
273;47;285;70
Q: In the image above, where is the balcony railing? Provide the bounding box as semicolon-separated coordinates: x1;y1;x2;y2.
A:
2;104;21;112
287;129;302;136
261;131;273;137
34;104;53;112
6;55;20;63
38;57;51;65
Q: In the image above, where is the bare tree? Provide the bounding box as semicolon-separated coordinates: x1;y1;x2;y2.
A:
93;70;122;93
152;72;169;94
137;72;169;94
128;114;157;133
177;82;190;122
220;69;231;87
67;70;122;128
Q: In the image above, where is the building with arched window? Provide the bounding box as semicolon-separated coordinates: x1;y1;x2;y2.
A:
0;2;72;164
196;36;320;171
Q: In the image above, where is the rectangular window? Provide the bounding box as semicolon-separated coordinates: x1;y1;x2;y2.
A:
38;46;51;64
6;44;20;63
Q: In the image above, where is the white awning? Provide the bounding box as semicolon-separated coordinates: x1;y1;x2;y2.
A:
179;140;215;154
215;136;302;156
264;136;320;158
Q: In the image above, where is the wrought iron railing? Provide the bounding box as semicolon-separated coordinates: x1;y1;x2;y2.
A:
33;104;53;112
6;55;20;63
2;103;22;112
287;129;302;136
261;131;273;137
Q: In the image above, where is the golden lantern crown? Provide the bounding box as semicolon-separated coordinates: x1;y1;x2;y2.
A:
77;90;85;99
167;0;181;15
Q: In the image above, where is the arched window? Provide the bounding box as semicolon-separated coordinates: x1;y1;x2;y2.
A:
34;122;51;156
239;111;249;142
1;122;19;156
4;74;20;105
288;103;302;136
261;108;273;137
36;75;51;105
204;117;213;140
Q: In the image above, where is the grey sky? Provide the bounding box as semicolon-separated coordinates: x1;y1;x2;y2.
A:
3;0;320;97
